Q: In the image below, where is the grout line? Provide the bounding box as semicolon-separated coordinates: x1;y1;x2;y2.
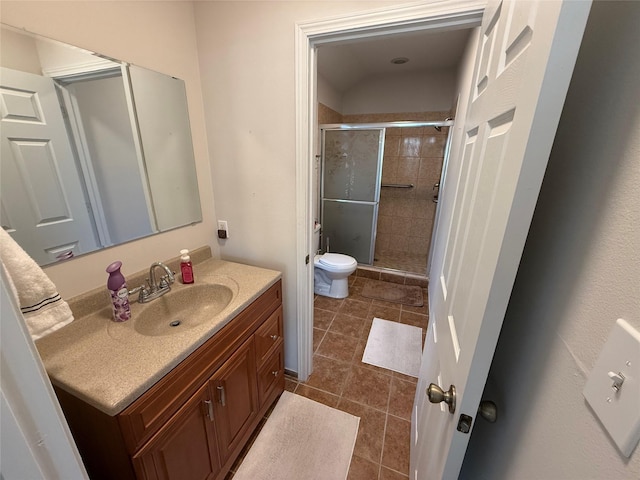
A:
311;283;425;479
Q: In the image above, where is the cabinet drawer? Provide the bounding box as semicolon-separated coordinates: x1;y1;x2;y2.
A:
257;347;284;407
254;306;283;367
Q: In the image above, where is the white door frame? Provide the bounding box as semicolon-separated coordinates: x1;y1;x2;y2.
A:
294;0;486;381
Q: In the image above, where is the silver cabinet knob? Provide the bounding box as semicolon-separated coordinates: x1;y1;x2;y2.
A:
427;383;456;414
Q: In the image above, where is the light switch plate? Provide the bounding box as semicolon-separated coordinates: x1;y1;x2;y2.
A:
583;318;640;457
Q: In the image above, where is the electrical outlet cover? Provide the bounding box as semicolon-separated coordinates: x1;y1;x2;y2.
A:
583;318;640;457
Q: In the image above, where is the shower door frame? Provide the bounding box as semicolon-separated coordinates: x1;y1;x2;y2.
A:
320;120;455;270
319;125;385;265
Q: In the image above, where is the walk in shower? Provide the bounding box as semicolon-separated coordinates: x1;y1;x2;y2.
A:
319;120;453;276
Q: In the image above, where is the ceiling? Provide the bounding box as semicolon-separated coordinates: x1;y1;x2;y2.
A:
317;27;473;93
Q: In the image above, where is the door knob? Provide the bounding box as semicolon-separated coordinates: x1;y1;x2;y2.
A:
427;383;456;413
478;400;497;423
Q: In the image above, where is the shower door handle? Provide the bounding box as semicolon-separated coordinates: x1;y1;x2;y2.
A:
432;182;440;203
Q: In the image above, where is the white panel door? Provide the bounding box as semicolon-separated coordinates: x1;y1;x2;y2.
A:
1;67;98;264
411;1;591;478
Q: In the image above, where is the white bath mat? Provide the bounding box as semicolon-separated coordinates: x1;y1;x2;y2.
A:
233;391;359;480
362;317;422;377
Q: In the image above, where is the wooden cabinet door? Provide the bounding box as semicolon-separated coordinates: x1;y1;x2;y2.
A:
211;337;258;462
133;383;221;480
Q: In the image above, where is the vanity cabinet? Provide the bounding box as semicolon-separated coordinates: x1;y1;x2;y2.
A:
132;383;222;480
54;280;283;480
209;335;258;463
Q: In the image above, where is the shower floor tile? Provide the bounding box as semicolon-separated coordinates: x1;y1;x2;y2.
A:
373;251;427;275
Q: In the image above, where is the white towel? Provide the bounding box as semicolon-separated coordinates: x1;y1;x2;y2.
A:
0;229;73;340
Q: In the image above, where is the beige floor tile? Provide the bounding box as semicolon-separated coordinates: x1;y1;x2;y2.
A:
388;377;416;421
369;304;402;322
313;327;326;352
371;298;402;310
314;295;344;312
284;377;297;392
337;398;386;464
305;355;351;395
342;365;392;411
294;384;340;408
401;297;429;316
400;310;428;329
313;307;335;329
330;313;366;338
317;331;359;363
348;455;380;480
381;416;411;475
339;298;372;318
380;466;409;480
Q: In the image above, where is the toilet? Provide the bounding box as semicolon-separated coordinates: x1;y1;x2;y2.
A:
314;253;358;299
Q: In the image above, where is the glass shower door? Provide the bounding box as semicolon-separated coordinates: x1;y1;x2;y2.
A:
321;128;384;264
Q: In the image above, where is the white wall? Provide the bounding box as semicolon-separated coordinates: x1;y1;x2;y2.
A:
193;0;397;373
342;69;456;114
0;28;41;74
318;73;343;114
1;1;218;298
460;1;640;478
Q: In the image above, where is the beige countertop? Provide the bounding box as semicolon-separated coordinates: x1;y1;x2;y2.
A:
36;256;281;416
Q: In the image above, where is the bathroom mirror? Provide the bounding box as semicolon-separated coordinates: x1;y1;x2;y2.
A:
0;24;202;266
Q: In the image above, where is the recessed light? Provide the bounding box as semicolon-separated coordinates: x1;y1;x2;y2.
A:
390;57;409;65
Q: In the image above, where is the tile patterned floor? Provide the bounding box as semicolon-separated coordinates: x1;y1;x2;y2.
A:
289;269;429;480
373;251;428;276
228;268;429;480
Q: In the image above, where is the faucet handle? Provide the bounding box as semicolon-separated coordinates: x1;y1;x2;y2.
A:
129;282;151;303
158;276;171;289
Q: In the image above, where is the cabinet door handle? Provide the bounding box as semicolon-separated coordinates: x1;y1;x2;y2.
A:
204;399;214;421
217;385;226;407
270;334;278;341
272;370;279;377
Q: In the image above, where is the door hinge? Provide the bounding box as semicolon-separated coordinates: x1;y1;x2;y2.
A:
305;254;310;265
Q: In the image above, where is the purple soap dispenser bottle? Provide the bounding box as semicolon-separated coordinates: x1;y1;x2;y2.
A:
106;261;131;322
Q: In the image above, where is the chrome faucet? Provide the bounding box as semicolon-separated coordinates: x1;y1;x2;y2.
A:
131;262;175;303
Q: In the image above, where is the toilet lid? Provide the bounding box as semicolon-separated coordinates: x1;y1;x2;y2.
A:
319;253;355;267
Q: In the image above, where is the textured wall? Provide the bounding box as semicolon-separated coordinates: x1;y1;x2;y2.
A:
460;1;640;478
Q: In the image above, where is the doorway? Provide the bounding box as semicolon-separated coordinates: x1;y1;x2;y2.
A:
294;0;484;381
313;19;476;279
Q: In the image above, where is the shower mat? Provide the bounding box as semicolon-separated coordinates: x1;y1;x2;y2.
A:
361;279;424;306
362;318;422;377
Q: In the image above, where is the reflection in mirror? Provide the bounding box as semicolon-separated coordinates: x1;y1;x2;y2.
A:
0;25;202;266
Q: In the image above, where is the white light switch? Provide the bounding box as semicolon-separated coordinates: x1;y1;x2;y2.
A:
583;318;640;457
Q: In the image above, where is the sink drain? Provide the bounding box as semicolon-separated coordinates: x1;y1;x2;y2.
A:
169;320;182;327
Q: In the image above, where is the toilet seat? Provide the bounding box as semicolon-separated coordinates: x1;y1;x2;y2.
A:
318;253;356;269
315;253;357;273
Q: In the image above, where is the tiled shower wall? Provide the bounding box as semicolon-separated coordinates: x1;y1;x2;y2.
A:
319;106;450;272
